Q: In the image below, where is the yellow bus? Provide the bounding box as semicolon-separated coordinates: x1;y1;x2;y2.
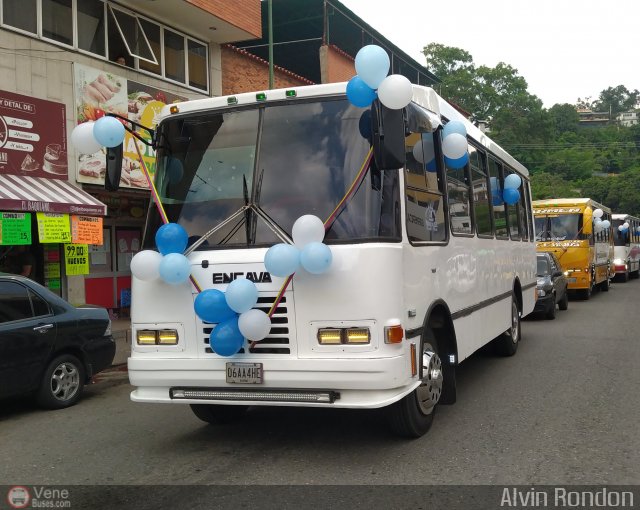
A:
532;198;613;299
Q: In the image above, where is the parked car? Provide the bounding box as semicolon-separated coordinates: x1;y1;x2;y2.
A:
0;274;115;409
534;252;569;319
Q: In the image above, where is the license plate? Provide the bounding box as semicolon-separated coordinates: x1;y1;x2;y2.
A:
226;362;263;384
566;277;577;283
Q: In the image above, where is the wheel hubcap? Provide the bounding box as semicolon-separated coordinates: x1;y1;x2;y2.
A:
51;362;80;401
416;346;443;414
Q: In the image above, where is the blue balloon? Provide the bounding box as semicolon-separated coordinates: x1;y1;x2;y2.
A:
442;120;467;138
503;188;520;205
504;173;522;190
444;152;469;169
300;242;332;274
265;243;300;277
194;289;236;323
156;223;188;255
158;253;191;285
93;116;126;148
355;45;390;89
225;278;258;314
209;316;244;357
346;76;376;108
426;159;437;172
492;189;504;206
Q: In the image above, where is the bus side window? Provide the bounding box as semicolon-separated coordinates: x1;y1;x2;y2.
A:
469;143;492;237
446;153;473;235
523;180;534;242
405;131;446;242
488;157;508;238
504;167;520;240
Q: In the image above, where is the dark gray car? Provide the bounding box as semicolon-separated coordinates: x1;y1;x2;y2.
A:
534;252;569;319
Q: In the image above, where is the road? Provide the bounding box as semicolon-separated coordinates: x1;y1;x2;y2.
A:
1;279;639;493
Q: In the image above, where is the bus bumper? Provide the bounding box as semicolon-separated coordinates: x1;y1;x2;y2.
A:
128;355;418;409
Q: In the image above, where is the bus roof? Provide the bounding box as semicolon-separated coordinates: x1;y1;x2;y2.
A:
612;213;640;221
157;82;529;177
532;198;610;212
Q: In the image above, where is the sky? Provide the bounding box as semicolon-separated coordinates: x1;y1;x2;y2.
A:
339;0;640;108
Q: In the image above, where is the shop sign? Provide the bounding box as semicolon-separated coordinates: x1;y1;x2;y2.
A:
74;64;187;190
44;262;61;278
64;243;89;275
37;212;71;243
71;215;103;245
0;90;68;179
0;212;31;245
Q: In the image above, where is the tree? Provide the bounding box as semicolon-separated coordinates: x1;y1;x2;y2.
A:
530;172;577;200
548;104;579;136
592;85;640;116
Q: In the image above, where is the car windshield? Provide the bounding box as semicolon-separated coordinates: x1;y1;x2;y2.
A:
536;257;550;276
147;99;401;249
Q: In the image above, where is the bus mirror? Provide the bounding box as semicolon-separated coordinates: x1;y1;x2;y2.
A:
371;100;406;170
105;144;123;191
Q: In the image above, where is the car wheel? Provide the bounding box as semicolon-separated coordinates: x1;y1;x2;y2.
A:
190;404;248;425
545;295;556;320
493;296;520;356
622;270;630;282
558;290;569;311
387;338;442;438
36;354;85;409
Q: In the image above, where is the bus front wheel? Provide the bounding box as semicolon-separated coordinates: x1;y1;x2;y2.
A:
387;340;443;438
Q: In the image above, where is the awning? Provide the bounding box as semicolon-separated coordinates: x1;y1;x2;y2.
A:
0;174;107;216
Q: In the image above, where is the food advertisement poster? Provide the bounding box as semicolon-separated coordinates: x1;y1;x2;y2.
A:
74;64;187;190
0;90;68;179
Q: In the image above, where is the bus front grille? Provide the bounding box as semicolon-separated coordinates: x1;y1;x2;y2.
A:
202;295;291;355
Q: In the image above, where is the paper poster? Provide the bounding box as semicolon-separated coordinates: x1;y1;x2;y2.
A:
71;215;103;245
44;262;61;278
64;243;89;275
0;90;68;179
74;64;187;190
37;212;71;243
0;212;31;245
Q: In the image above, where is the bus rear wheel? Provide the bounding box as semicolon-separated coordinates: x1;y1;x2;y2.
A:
492;296;520;356
387;340;443;438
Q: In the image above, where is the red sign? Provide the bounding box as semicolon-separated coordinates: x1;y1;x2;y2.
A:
0;90;68;179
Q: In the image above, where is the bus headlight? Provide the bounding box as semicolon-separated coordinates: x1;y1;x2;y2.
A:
137;330;157;345
317;327;371;345
537;289;546;297
137;329;179;345
158;329;179;345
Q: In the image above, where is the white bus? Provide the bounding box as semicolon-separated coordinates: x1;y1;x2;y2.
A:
117;83;536;437
612;213;640;281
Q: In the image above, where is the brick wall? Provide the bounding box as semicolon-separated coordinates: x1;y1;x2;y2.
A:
185;0;261;38
320;44;355;84
221;45;312;95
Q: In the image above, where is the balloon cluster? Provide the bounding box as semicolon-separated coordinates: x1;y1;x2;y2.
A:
346;45;413;110
129;222;272;357
618;221;630;233
592;209;610;233
70;116;126;155
491;172;522;206
264;215;332;277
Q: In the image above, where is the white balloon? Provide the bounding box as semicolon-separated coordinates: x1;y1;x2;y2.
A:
442;133;468;159
623;222;630;229
238;309;272;341
71;122;103;155
412;136;435;164
130;250;163;281
594;223;604;233
377;74;413;110
618;225;625;231
592;208;604;218
292;215;325;248
600;220;611;229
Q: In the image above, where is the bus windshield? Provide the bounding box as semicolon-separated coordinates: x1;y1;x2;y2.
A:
148;99;400;249
612;219;629;246
535;214;582;241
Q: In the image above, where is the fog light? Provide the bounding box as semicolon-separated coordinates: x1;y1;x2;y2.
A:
137;330;157;345
384;325;404;344
345;328;370;344
318;329;342;344
537;289;546;297
158;329;179;345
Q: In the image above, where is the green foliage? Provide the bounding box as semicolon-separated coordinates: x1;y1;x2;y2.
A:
421;43;640;216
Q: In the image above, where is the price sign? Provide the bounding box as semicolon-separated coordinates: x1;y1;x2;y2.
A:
71;215;103;245
64;243;89;275
37;213;71;243
0;212;32;245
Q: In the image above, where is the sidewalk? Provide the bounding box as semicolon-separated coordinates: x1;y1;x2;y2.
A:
110;317;131;366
